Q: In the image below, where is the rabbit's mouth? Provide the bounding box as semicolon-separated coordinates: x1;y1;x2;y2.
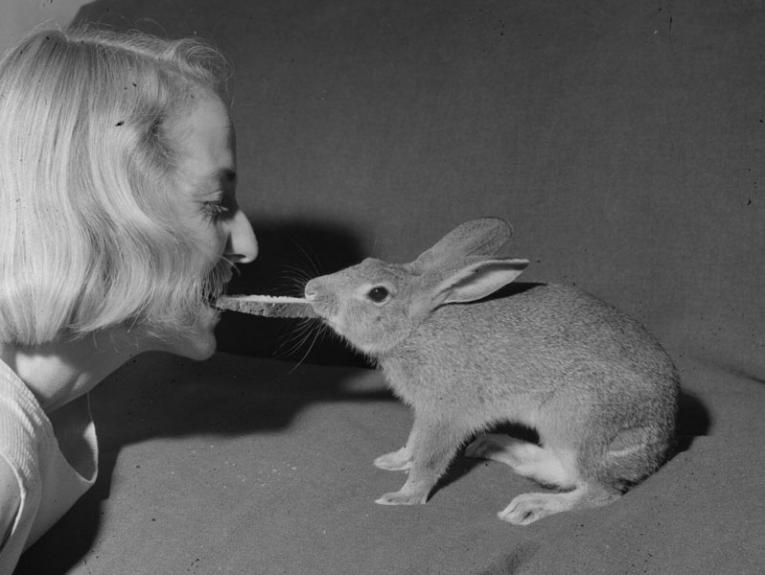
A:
304;283;348;334
305;300;347;337
310;306;342;332
304;288;331;314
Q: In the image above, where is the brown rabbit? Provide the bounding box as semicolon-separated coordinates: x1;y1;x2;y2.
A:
304;218;679;525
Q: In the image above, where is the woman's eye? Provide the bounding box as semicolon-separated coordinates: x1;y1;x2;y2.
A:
203;201;229;219
367;286;390;303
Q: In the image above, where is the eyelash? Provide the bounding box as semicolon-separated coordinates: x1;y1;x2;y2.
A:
202;200;230;219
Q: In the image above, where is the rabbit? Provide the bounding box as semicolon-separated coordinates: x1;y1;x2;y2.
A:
303;218;679;525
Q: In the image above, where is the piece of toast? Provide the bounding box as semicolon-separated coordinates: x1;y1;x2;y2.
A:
215;295;317;318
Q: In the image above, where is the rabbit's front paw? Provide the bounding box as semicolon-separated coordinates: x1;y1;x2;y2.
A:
373;447;412;471
374;489;428;506
498;492;565;525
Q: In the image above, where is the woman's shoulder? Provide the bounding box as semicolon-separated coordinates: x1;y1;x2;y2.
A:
0;454;21;554
0;357;51;447
0;357;45;506
0;358;97;571
0;361;35;572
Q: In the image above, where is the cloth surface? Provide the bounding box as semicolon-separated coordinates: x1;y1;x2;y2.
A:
0;360;97;574
13;349;765;575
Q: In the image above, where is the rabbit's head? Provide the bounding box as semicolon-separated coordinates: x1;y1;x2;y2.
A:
305;218;529;356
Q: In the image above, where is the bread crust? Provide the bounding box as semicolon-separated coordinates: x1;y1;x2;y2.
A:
215;295;317;318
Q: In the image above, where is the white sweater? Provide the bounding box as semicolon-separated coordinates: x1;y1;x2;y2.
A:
0;359;97;573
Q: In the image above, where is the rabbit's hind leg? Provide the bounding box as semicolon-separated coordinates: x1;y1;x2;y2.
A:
494;428;648;525
480;433;622;525
464;434;577;489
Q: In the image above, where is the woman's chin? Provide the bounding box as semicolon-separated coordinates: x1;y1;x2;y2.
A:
162;307;220;360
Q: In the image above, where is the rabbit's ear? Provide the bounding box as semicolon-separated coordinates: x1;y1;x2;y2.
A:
431;257;529;305
412;218;512;271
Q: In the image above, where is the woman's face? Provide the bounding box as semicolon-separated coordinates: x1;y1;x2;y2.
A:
159;90;258;360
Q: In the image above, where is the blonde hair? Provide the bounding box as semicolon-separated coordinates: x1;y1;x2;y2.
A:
0;27;232;344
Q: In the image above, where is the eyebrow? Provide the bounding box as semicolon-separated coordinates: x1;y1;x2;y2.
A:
194;168;237;199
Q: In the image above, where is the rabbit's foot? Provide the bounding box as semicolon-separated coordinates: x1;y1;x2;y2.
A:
374;447;412;471
375;488;428;506
498;483;619;525
498;491;574;525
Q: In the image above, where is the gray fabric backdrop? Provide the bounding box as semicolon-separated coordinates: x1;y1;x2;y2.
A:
68;0;764;373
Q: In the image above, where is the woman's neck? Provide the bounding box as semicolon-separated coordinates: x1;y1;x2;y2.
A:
0;329;147;413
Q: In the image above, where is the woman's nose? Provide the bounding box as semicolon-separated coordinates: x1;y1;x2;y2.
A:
225;209;258;264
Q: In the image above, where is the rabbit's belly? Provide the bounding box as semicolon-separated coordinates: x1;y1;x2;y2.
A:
484;395;546;429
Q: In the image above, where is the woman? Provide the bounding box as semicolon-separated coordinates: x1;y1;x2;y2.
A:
0;27;257;571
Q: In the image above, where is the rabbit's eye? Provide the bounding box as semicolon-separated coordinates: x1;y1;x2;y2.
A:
367;286;390;303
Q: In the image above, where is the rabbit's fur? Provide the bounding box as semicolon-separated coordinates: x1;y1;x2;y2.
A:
304;218;679;525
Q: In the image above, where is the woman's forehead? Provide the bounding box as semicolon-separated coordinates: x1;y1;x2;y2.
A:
170;92;235;179
174;92;232;142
